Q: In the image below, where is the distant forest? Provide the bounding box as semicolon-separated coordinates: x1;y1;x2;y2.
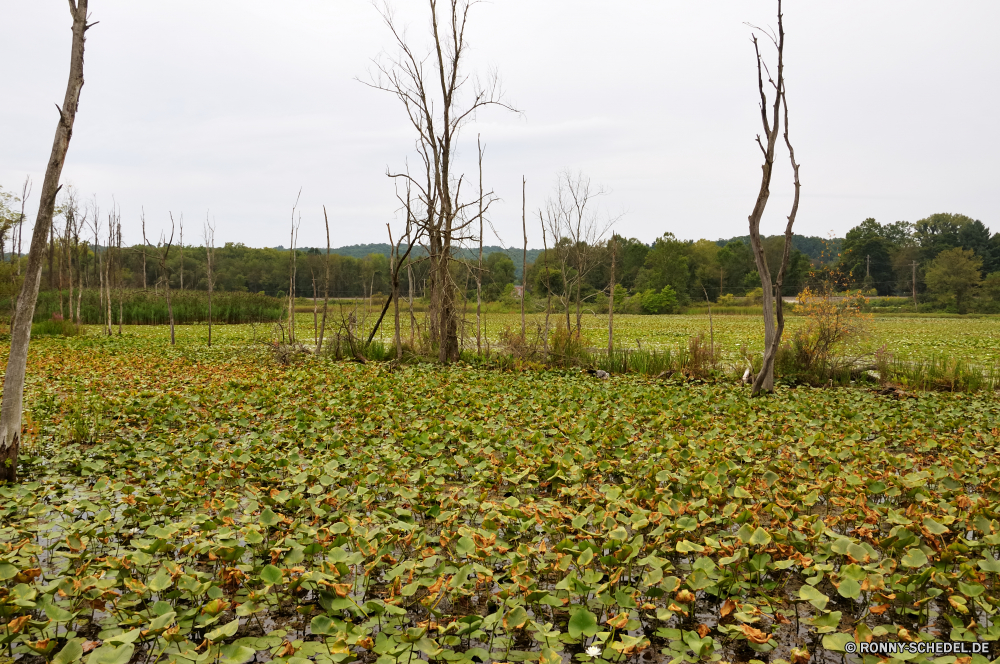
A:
3;192;999;314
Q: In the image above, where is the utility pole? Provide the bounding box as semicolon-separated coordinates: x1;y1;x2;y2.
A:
911;261;918;309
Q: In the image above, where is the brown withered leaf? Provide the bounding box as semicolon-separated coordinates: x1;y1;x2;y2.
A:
720;599;736;618
790;647;810;664
606;613;629;629
696;624;710;638
738;624;771;645
6;616;29;634
675;589;696;604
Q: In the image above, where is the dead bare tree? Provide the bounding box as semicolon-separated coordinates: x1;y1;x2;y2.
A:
745;0;801;395
204;216;215;346
140;209;148;289
365;187;423;349
316;207;331;355
105;207;116;335
520;177;527;338
608;234;616;354
364;0;517;362
178;214;184;291
115;218;122;334
148;216;177;345
287;190;301;343
540;213;552;356
543;172;616;333
0;0;93;482
16;177;32;276
476;135;483;355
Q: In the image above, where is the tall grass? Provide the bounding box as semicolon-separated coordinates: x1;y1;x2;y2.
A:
31;317;83;337
875;349;1000;393
17;290;284;325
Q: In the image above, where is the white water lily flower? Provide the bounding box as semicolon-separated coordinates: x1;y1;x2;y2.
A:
586;646;601;657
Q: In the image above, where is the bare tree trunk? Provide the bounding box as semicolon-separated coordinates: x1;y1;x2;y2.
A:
205;217;214;347
541;212;552;356
97;237;105;330
476;135;483;356
389;225;402;359
16;178;30;277
141;209;148;290
65;217;75;324
178;216;184;291
0;0;91;482
288;191;300;344
105;220;112;335
608;235;615;354
747;0;798;396
76;241;84;325
408;263;416;349
311;271;318;342
521;176;527;338
156;213;177;346
316;207;331;355
48;220;55;291
116;221;122;335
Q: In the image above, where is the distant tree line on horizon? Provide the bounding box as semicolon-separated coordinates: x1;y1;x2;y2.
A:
1;184;998;316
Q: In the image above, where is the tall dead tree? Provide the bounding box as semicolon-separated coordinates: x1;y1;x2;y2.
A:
521;177;527;338
608;234;616;354
543;172;616;334
148;217;177;345
16;177;32;276
476;135;483;355
316;207;331;354
287;191;301;343
204;217;215;346
746;0;801;395
365;0;515;362
178;214;184;291
0;0;92;482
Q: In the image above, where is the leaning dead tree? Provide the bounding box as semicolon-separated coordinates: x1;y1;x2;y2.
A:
0;0;92;482
364;0;516;362
746;0;801;395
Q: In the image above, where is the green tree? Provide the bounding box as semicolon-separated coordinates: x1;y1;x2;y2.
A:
924;247;982;313
640;286;679;314
687;239;721;301
634;233;689;303
838;218;894;294
762;236;810;296
717;240;754;296
914;213;977;261
483;252;516;301
615;237;649;290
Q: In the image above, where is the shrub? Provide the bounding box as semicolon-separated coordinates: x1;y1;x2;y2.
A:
547;324;588;367
32;317;82;337
776;288;870;385
640;286;679;314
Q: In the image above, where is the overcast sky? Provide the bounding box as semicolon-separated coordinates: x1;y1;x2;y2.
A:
1;1;998;249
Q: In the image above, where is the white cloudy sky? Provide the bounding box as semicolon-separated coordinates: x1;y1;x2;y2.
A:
1;1;998;249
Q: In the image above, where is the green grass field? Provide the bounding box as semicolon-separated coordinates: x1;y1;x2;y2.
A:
1;317;999;664
306;309;1000;367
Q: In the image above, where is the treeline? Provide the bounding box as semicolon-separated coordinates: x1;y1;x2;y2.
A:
836;214;1000;312
2;179;997;317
